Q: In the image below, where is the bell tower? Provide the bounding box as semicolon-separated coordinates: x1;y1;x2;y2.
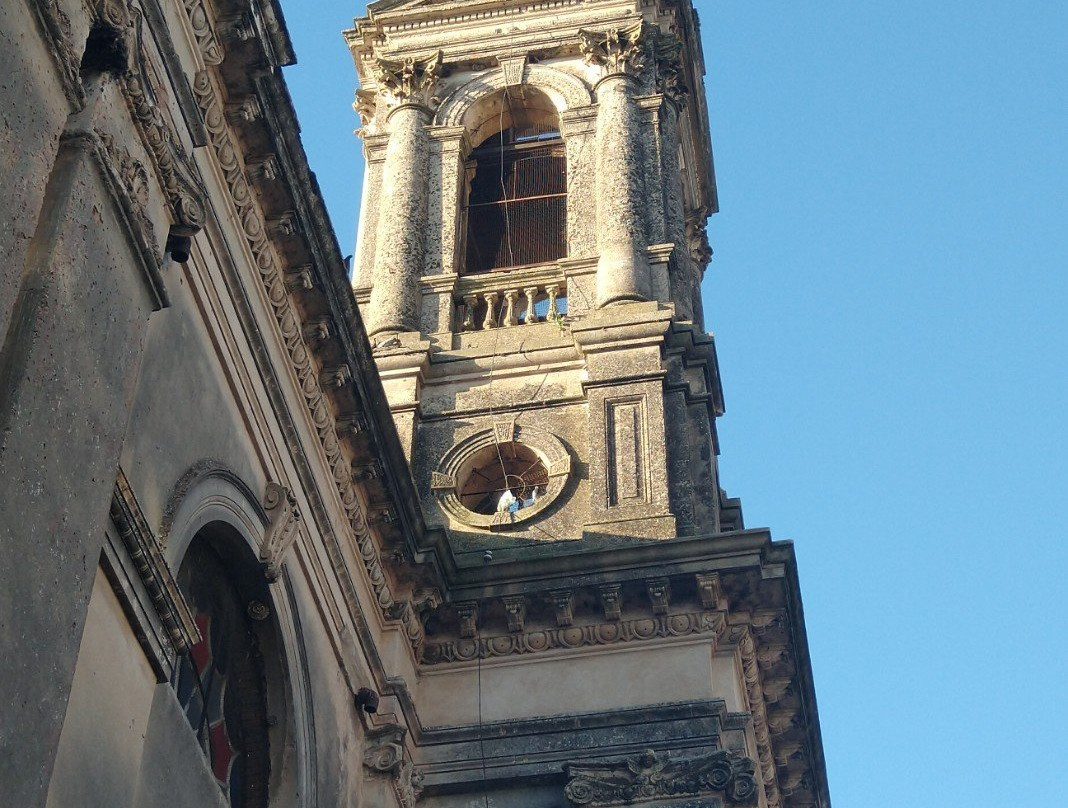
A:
346;0;740;546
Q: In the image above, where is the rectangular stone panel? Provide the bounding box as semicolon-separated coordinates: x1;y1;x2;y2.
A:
606;396;648;506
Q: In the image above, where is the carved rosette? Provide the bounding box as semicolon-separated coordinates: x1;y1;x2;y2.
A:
370;50;444;110
579;22;653;79
565;748;758;806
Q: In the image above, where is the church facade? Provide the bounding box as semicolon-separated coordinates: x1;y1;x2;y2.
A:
0;1;830;807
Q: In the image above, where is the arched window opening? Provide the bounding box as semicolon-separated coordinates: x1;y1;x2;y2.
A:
464;88;567;274
171;527;276;808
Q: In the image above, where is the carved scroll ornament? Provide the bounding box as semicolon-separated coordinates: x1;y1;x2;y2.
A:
565;748;758;806
261;482;301;581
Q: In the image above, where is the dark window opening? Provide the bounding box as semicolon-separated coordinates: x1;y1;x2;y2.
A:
464;116;567;274
171;534;271;808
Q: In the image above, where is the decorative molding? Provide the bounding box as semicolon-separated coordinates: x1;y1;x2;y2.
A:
364;724;407;773
733;626;783;808
564;748;758;806
158;458;264;546
183;0;224;64
261;482;301;581
434;63;594;128
422;610;726;665
118;5;206;237
110;468;199;655
191;68;425;656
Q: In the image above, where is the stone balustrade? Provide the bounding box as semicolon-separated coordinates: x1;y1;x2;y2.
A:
457;281;567;331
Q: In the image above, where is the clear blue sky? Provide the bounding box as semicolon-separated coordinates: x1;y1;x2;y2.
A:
278;2;1068;803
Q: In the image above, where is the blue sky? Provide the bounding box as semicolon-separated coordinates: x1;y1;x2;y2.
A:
278;2;1068;803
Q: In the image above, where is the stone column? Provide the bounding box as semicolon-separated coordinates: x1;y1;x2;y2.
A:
581;24;654;307
365;52;442;337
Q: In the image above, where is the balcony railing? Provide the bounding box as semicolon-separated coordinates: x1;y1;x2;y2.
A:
457;282;567;331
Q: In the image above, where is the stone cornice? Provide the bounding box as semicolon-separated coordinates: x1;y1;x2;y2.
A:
423;608;727;665
109;467;199;657
190;66;428;661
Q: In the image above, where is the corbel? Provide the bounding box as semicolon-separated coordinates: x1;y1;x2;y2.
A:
320;364;352;389
695;572;722;610
599;583;622;621
646;577;671;615
246;153;280;181
302;317;331;342
549;589;574;627
267;212;298;238
352;459;383;482
225;94;262;124
502;595;526;633
285;265;316;291
456;602;479;638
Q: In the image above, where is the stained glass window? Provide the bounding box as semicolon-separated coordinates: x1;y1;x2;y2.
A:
171;534;270;808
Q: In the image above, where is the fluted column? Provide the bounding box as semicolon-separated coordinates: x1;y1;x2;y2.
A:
581;24;653;307
365;52;442;336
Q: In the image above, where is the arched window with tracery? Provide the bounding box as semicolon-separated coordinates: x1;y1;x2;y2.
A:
463;87;567;274
171;526;276;808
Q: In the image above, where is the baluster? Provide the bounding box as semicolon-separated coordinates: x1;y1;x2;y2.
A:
503;289;519;326
482;291;499;330
461;294;478;331
547;284;560;320
523;286;538;324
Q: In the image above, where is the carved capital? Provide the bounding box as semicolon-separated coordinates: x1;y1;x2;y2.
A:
579;22;653;79
565;748;758;806
371;50;444;109
261;482;301;581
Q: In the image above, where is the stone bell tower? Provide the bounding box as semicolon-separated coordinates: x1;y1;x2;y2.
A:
346;0;740;546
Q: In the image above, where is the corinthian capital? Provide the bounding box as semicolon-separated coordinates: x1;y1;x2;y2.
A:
371;50;444;108
579;21;653;78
